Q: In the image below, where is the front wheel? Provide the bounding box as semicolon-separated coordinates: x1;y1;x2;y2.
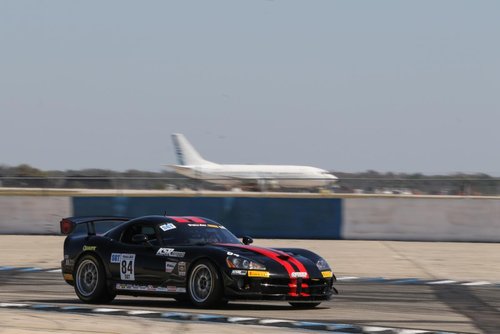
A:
289;302;321;308
187;260;224;308
74;254;115;304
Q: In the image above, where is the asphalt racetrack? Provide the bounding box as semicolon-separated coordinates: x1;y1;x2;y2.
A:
1;236;500;333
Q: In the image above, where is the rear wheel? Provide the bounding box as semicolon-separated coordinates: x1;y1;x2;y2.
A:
187;260;224;308
74;254;115;304
289;302;321;308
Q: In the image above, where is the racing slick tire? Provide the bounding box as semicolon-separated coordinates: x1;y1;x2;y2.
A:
74;254;116;304
289;302;321;308
187;260;224;308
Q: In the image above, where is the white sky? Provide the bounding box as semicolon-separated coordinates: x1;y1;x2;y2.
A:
1;1;499;174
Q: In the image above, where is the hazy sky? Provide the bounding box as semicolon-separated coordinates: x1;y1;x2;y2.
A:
1;1;499;175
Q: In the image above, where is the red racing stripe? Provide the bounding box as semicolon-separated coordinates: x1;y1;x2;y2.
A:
300;283;310;297
222;245;294;274
271;249;312;297
273;249;310;279
288;280;298;297
184;216;206;223
222;244;308;297
232;245;296;277
168;216;189;223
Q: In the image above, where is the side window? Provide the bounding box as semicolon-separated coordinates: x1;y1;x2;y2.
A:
140;226;157;240
121;223;158;245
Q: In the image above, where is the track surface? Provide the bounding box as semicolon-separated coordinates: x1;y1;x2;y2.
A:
2;237;500;333
2;271;500;333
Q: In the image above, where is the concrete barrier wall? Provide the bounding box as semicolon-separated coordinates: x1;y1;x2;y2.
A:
72;197;342;239
0;191;499;241
343;197;500;242
0;196;71;234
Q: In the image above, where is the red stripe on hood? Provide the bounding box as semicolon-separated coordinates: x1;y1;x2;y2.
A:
273;249;309;279
221;244;313;297
227;244;296;277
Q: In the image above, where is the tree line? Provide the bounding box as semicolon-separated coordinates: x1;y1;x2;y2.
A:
0;164;498;195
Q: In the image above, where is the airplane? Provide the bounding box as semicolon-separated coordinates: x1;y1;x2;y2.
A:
168;133;338;190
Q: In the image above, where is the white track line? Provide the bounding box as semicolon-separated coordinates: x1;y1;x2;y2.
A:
336;276;360;281
461;281;492;286
93;308;122;313
127;310;159;315
427;280;456;285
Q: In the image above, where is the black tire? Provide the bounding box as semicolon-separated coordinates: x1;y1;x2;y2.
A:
74;254;115;304
187;260;224;308
289;302;321;309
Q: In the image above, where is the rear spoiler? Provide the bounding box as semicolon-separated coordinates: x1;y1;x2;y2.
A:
60;216;130;236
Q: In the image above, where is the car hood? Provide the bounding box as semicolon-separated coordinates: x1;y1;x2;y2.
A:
214;243;321;278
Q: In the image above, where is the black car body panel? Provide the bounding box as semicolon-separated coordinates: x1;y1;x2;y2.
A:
61;215;336;303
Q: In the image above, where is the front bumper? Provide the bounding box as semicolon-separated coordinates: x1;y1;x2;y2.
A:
223;272;337;301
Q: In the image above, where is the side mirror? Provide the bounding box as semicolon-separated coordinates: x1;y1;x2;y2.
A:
132;234;148;244
242;236;253;245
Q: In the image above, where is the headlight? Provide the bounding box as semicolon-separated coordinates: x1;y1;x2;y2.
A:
316;257;330;271
226;256;266;270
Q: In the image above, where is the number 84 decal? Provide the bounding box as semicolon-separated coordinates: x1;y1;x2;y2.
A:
111;253;136;281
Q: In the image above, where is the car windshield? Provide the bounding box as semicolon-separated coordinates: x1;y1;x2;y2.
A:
158;222;241;246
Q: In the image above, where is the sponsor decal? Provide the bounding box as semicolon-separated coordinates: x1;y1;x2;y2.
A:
82;245;96;251
165;261;176;273
156;248;185;258
321;270;333;278
187;223;207;227
110;253;121;263
114;254;135;281
115;283;186;293
231;270;247;276
207;224;219;228
178;262;186;276
116;283;139;291
248;270;270;278
226;251;239;257
159;223;176;232
64;255;74;266
291;272;308;278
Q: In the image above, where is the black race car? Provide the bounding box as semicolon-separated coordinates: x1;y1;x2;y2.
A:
60;215;337;308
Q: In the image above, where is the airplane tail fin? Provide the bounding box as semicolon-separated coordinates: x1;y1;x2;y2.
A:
171;133;215;166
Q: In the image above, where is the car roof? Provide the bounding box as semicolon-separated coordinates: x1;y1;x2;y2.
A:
128;215;219;225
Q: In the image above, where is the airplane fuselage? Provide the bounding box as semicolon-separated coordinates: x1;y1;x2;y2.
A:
171;164;337;188
169;133;338;190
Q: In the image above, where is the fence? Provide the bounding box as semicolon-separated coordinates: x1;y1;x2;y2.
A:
1;176;500;196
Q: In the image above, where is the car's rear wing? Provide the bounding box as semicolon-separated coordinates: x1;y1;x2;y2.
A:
60;216;130;236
